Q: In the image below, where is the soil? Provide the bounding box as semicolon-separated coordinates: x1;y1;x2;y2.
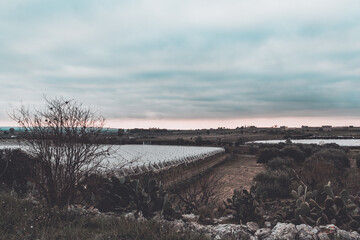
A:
211;154;264;201
164;152;264;206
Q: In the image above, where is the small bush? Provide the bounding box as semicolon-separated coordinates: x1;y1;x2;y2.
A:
195;136;203;146
248;146;259;155
198;206;215;225
322;143;341;149
253;170;292;198
267;157;294;171
356;154;360;168
257;148;281;164
306;148;350;170
298;144;318;158
345;168;360;196
0;149;37;194
281;145;305;164
300;159;344;193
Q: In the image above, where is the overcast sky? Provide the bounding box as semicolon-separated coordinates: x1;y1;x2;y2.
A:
1;0;360;129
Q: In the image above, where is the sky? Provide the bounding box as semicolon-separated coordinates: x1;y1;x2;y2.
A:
1;0;360;129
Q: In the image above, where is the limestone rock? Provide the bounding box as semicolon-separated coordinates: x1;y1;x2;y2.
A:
269;223;297;240
182;213;197;222
255;228;271;239
264;221;272;228
296;224;318;240
247;221;260;233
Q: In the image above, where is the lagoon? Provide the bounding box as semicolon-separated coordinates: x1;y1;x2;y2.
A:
248;139;360;147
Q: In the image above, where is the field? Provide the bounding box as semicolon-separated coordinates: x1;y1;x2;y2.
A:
0;140;225;175
104;145;224;174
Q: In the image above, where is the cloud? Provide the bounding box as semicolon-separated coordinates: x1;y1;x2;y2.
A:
1;0;360;126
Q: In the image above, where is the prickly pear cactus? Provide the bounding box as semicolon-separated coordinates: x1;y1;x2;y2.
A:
97;174;181;220
289;182;360;232
224;188;263;223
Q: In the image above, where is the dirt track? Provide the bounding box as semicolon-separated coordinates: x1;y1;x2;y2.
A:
162;152;264;201
212;154;264;200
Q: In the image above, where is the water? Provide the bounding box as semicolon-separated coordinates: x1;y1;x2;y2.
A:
248;139;360;147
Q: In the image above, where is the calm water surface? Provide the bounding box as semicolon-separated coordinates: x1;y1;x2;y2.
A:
249;139;360;146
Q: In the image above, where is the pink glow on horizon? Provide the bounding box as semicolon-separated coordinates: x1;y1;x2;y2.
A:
106;117;360;130
2;117;359;130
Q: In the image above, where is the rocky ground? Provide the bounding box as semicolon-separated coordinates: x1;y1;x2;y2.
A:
108;210;360;240
168;217;360;240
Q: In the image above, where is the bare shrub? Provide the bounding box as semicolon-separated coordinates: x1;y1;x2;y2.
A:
344;168;360;196
257;148;280;164
267;157;294;171
306;148;349;170
299;159;345;193
10;97;110;207
176;170;222;214
356;154;360;168
280;145;305;164
198;206;215;225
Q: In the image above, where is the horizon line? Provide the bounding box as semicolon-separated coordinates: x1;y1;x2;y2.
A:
1;116;359;130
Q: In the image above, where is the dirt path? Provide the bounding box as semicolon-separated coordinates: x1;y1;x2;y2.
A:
159;152;264;203
212;154;264;200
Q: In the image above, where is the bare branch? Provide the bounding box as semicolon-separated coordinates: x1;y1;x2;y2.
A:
9;96;109;207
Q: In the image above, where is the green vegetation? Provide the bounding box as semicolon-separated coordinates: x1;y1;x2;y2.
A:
254;143;352;198
225;142;360;232
286;182;360;231
281;145;306;163
96;174;181;220
0;191;207;240
2;133;360;237
266;157;294;171
0;149;36;195
253;170;292;198
306;148;350;170
257;147;281;164
356;154;360;168
224;188;262;223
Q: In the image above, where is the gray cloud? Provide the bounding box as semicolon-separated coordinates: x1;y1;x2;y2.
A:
1;0;360;126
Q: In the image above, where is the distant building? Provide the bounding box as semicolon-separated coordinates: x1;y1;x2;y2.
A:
280;126;288;130
322;125;332;132
301;125;309;132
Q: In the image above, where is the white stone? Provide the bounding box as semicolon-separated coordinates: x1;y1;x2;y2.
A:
247;221;260;233
336;230;353;240
182;213;198;222
270;223;297;240
255;228;271;238
296;224;317;240
214;215;233;224
317;233;331;240
264;221;272;228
